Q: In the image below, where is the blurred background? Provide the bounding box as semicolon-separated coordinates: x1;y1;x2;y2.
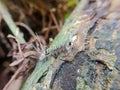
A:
0;0;78;89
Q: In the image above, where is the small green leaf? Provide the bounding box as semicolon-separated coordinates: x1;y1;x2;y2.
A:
64;13;70;19
67;0;78;7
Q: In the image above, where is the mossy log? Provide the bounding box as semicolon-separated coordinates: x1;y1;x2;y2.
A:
22;0;120;90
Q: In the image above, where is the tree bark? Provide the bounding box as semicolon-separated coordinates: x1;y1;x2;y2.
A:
22;0;120;90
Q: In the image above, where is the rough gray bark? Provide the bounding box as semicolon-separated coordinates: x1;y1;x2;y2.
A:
53;19;120;90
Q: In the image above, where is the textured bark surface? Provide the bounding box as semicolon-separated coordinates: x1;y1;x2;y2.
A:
22;0;120;90
52;19;120;90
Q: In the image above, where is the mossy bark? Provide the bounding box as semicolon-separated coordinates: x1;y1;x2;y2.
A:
22;0;120;90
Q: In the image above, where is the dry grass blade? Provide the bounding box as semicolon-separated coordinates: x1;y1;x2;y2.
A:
50;9;60;32
16;22;36;38
4;32;46;90
3;59;28;90
0;1;25;43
